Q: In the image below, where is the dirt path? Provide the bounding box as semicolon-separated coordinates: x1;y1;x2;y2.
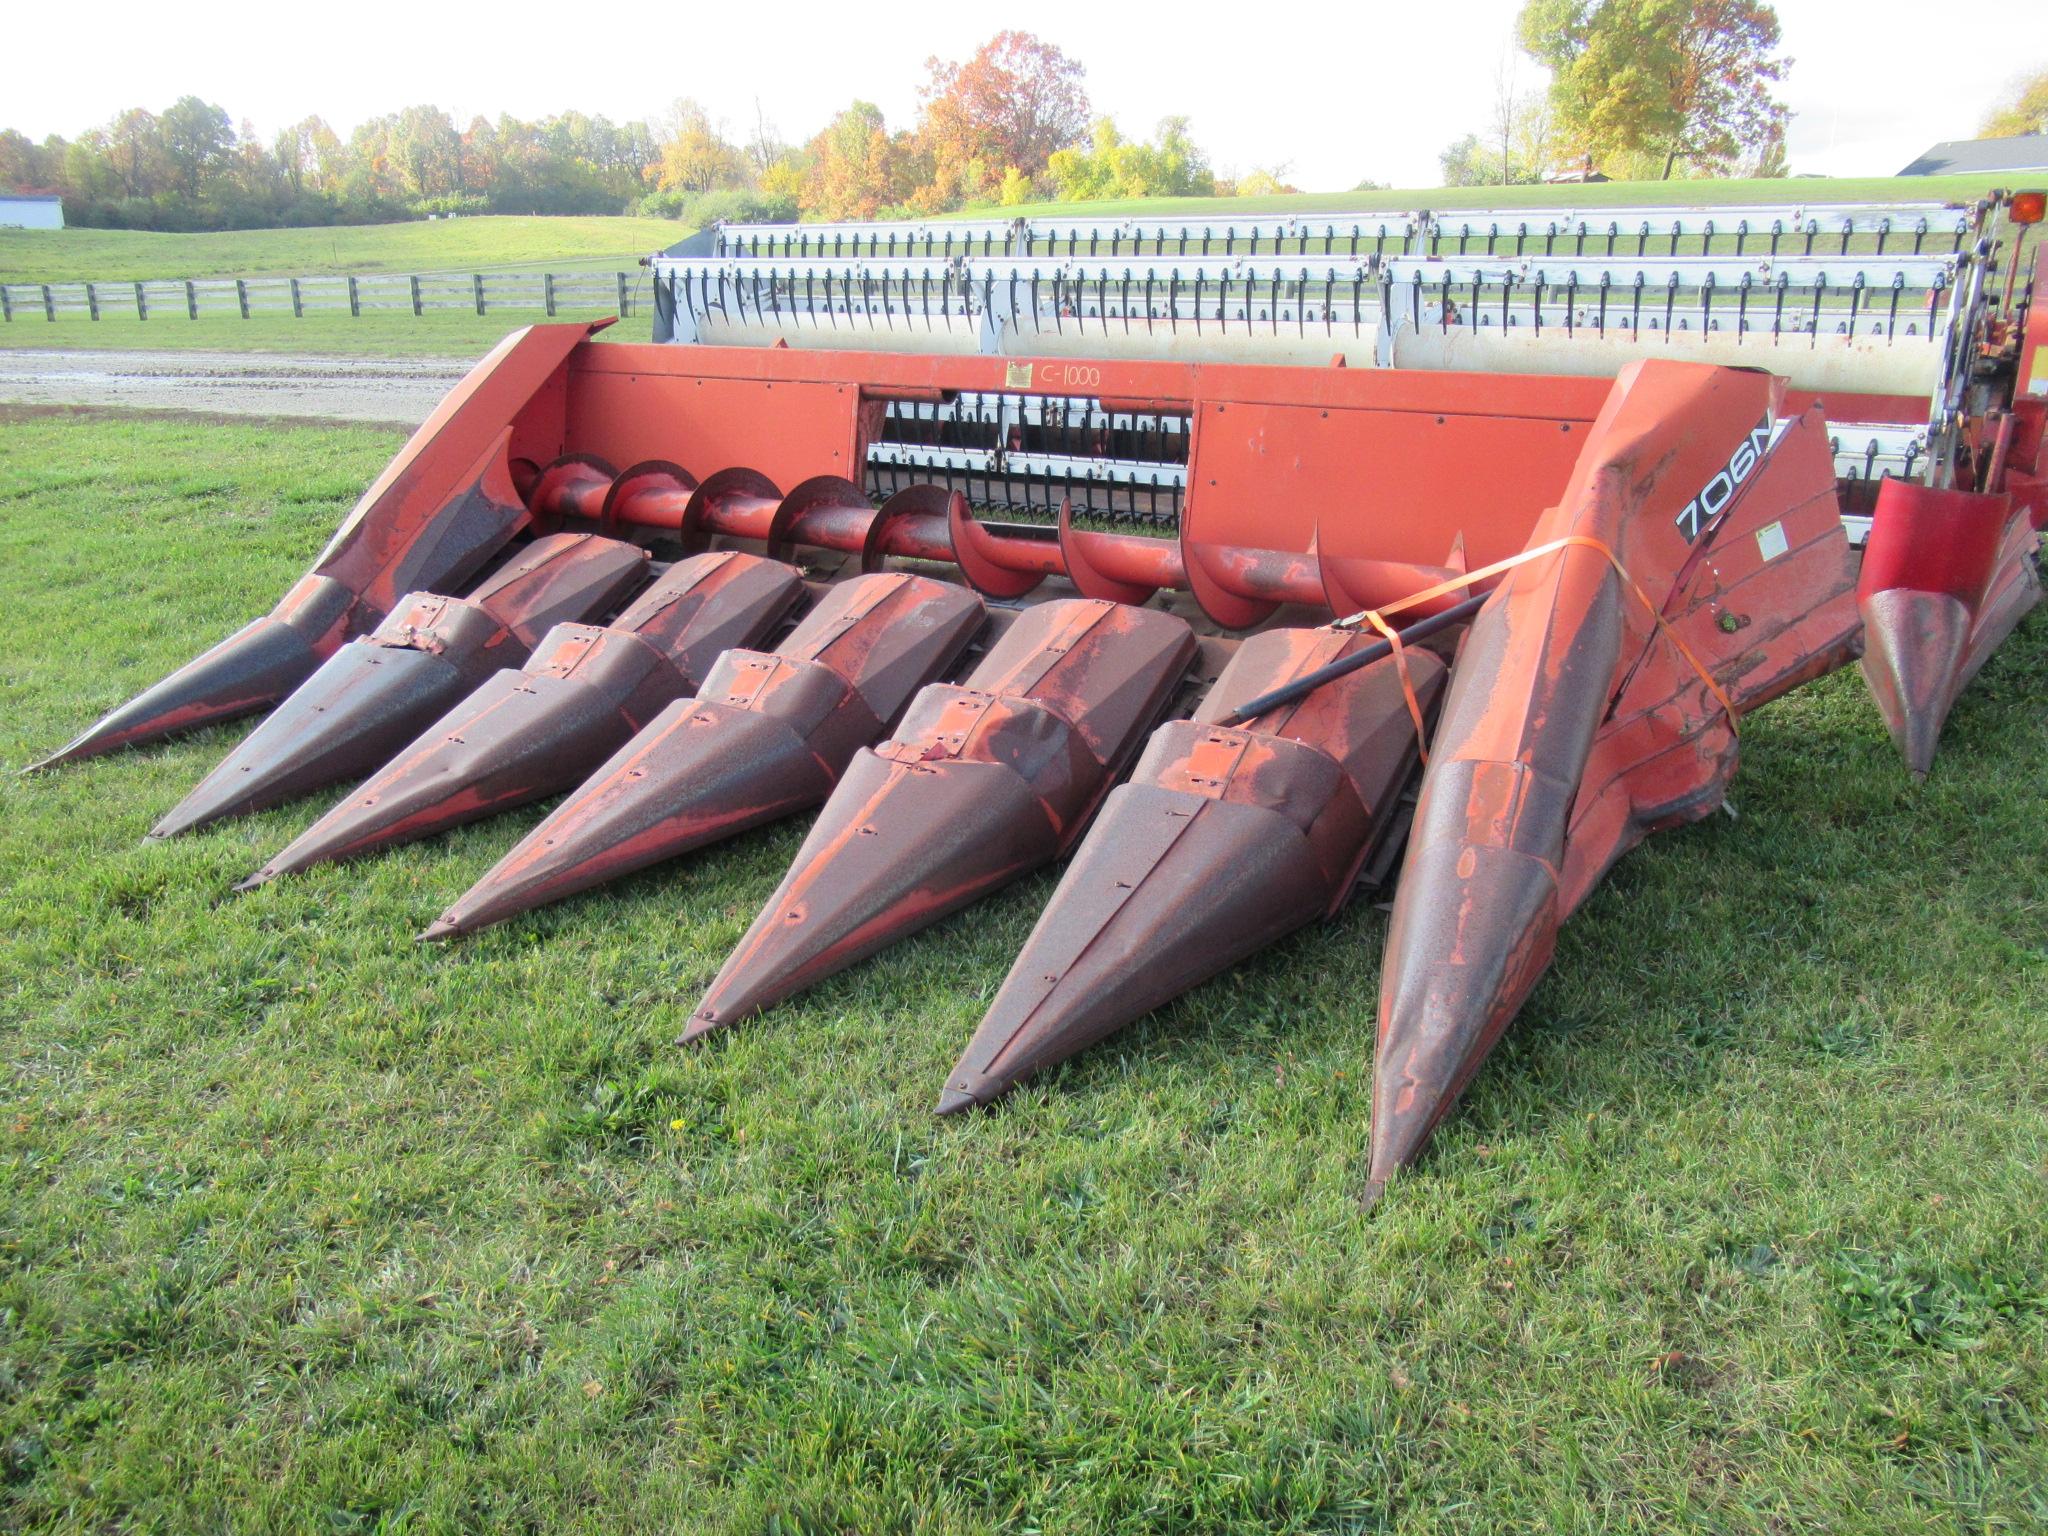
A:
0;349;467;426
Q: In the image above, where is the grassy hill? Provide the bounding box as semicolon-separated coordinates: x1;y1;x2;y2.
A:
980;172;2016;222
1;175;2016;289
0;215;689;286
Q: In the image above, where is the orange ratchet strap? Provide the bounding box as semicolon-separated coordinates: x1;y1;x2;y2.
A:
1332;533;1740;764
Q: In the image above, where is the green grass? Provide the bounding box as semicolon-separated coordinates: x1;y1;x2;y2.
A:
1;414;2044;1533
0;215;691;286
985;173;2018;222
0;306;648;360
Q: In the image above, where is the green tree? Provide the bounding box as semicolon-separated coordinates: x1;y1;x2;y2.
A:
1045;116;1215;202
1980;67;2047;138
1518;0;1788;178
160;96;234;198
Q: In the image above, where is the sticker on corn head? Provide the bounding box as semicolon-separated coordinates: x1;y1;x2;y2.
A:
1674;413;1778;544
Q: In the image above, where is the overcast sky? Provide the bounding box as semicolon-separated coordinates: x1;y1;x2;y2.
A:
9;0;2044;190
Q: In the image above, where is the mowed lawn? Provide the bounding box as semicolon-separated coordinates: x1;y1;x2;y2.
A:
0;216;689;286
0;413;2044;1533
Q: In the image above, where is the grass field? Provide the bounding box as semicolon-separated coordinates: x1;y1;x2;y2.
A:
0;413;2043;1532
0;215;689;287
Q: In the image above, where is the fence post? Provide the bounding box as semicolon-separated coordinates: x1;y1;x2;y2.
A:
135;281;147;320
86;282;100;321
410;275;423;317
236;279;250;319
42;285;55;321
1;286;12;323
290;277;303;318
544;272;556;318
185;280;198;320
348;275;360;317
473;273;485;316
617;271;630;317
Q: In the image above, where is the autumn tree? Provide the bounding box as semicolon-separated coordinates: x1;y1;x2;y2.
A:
0;129;59;191
1980;67;2048;138
655;99;747;194
803;101;911;220
919;31;1090;202
1518;0;1789;178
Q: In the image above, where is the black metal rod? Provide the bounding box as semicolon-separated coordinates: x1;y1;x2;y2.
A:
1216;592;1490;726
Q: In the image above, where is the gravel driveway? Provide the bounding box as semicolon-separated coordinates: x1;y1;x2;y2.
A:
0;349;468;426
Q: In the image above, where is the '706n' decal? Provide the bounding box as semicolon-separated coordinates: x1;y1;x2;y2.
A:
1674;413;1774;544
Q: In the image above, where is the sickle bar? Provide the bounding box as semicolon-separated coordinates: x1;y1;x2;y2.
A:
686;598;1199;1040
1368;361;1861;1196
424;571;986;938
238;552;807;885
943;626;1445;1113
149;532;648;839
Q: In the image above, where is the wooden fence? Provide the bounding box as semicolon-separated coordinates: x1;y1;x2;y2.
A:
0;270;645;323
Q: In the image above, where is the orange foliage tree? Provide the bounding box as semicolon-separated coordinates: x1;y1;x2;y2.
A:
917;31;1091;206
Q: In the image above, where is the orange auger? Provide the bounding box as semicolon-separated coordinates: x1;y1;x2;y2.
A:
30;179;2047;1202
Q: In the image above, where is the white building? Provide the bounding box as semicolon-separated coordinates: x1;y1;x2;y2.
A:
0;194;65;230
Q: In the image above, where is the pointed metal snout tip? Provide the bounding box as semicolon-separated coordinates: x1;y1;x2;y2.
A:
676;1011;723;1047
231;870;275;894
417;917;462;943
933;1084;985;1117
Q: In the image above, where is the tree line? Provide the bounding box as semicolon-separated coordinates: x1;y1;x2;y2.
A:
0;32;1308;233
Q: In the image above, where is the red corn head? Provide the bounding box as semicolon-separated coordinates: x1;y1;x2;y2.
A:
1856;479;2041;777
687;599;1198;1040
941;628;1444;1113
1369;361;1861;1197
151;531;648;840
425;571;986;938
30;324;600;771
241;552;806;883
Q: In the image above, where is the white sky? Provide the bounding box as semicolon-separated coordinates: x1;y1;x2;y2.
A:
8;0;2044;191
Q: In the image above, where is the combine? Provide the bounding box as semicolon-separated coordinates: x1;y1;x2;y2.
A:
33;192;2047;1197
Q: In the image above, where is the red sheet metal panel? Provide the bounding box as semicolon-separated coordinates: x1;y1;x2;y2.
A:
426;572;985;938
241;552;807;884
151;533;648;839
687;599;1198;1036
1371;362;1860;1195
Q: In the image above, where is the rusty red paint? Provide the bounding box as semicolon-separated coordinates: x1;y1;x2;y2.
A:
152;532;648;840
424;571;985;938
686;598;1198;1038
1856;477;2041;775
1370;362;1861;1196
238;552;807;884
944;627;1443;1112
